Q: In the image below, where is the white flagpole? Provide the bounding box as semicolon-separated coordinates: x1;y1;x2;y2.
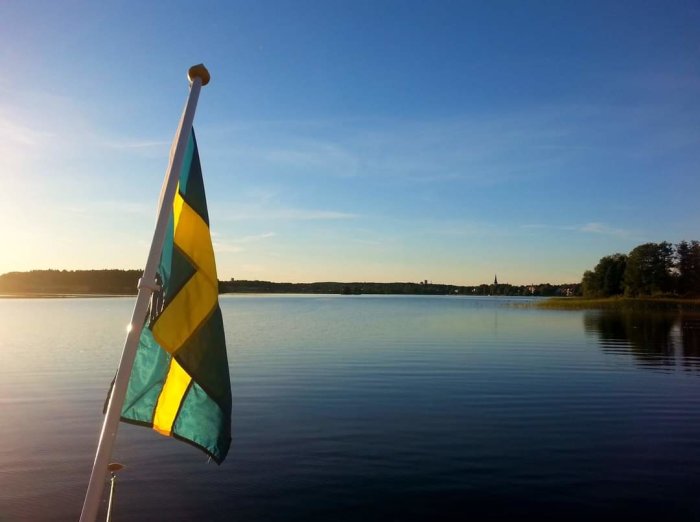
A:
79;64;211;522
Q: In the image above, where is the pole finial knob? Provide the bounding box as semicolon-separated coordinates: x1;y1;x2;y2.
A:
107;462;125;473
188;64;210;86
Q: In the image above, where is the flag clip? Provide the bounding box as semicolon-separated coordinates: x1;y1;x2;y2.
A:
137;277;161;292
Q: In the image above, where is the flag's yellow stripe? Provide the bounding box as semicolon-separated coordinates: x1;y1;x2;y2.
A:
173;191;217;283
153;358;192;436
152;192;218;354
173;184;184;229
152;270;218;353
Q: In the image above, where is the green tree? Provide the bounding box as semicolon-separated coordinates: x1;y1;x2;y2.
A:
624;242;674;296
581;270;598;298
676;240;700;296
581;254;627;297
600;254;627;296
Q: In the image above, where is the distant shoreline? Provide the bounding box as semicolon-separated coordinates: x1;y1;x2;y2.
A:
0;291;540;299
0;293;134;299
0;270;580;298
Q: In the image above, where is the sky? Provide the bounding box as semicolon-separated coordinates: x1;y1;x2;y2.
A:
0;1;698;285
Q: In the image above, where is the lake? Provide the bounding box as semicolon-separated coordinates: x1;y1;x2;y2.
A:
1;295;700;521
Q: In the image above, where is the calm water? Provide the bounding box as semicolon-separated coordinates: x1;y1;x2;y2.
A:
1;295;700;521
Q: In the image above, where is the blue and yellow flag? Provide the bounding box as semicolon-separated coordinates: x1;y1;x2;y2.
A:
120;129;231;463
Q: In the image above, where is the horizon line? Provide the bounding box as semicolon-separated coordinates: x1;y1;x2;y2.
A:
0;268;581;288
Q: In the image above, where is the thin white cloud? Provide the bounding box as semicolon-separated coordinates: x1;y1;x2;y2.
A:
0;88;170;176
61;200;152;216
212;242;244;254
229;140;360;179
220;207;358;222
0;113;53;146
234;232;277;243
103;139;170;150
521;222;632;237
274;209;357;220
212;231;276;254
578;222;620;235
213;101;700;190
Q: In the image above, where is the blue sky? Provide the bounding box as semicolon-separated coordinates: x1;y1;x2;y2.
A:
1;1;698;284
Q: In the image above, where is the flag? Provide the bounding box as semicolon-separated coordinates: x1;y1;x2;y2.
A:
119;128;232;463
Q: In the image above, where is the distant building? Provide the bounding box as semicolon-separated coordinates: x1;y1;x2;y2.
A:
494;274;498;285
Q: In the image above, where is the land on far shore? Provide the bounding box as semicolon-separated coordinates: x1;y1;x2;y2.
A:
0;269;578;297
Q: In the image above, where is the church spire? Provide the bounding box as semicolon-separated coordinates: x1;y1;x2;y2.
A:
494;274;498;285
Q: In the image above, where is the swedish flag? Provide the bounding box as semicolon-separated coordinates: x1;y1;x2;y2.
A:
120;129;231;463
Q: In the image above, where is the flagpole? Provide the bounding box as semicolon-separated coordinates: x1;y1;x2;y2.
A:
79;64;211;522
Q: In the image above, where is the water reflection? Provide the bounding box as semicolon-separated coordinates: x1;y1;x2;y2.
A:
584;310;700;370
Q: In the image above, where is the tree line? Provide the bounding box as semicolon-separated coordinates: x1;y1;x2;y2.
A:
219;280;578;296
0;269;143;295
581;241;700;298
0;269;578;297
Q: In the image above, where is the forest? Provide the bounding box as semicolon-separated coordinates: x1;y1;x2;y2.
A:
0;269;142;295
581;241;700;298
